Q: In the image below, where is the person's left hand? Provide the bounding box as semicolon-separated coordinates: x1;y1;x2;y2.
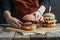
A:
6;17;23;29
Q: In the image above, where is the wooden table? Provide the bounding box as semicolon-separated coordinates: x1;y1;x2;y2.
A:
0;23;60;40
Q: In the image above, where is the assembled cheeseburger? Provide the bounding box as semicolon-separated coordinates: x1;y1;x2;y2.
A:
21;14;37;31
43;13;57;27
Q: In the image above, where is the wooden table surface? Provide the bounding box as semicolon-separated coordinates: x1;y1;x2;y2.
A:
0;23;60;40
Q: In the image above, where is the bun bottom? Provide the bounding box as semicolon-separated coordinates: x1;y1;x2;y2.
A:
43;23;56;27
21;26;32;31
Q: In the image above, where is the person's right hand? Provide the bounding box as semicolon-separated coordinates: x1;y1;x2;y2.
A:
6;16;23;29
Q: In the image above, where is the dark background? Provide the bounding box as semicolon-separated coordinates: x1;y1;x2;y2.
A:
0;0;60;24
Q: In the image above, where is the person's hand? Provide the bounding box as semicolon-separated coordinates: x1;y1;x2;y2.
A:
32;5;46;22
3;10;23;28
6;17;23;29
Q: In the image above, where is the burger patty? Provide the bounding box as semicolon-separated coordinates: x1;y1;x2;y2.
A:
43;22;54;24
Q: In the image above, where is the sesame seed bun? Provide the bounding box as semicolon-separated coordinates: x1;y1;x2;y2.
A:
43;13;55;18
22;14;35;22
43;23;56;27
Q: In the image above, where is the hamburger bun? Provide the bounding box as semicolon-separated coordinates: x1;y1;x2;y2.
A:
22;14;36;22
44;17;55;20
21;22;37;31
43;23;56;27
43;13;55;18
21;26;32;31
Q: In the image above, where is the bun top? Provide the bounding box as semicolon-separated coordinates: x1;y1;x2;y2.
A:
22;14;35;22
43;13;55;17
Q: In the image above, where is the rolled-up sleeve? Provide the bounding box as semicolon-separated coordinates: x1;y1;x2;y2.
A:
2;0;11;12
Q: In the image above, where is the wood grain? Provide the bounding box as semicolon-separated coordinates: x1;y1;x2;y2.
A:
46;23;60;38
0;27;4;33
5;26;60;35
14;33;30;40
0;31;15;40
0;23;60;40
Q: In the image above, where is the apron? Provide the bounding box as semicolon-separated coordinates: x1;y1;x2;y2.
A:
12;0;39;22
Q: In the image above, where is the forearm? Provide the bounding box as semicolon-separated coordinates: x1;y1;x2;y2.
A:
3;10;12;19
2;0;11;19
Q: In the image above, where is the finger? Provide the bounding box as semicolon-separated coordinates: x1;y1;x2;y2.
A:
37;14;41;20
37;16;40;20
18;20;23;24
40;16;43;21
13;21;22;28
11;22;19;29
31;12;36;15
12;18;22;28
17;20;23;26
12;23;19;28
35;13;40;21
31;12;36;17
16;21;22;27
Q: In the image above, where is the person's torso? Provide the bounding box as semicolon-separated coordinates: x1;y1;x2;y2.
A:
11;0;39;22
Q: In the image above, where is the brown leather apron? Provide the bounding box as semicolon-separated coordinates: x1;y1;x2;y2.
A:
12;0;39;22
